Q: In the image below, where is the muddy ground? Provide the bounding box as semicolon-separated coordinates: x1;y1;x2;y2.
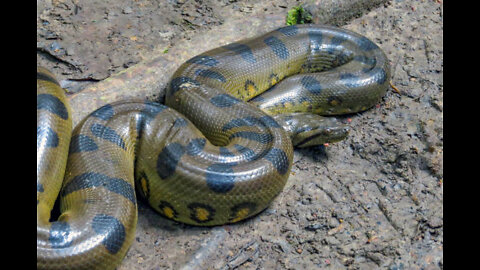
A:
37;0;443;269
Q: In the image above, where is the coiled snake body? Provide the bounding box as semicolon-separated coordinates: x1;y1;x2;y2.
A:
37;25;390;269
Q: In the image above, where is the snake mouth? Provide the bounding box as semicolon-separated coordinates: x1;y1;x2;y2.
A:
295;125;350;148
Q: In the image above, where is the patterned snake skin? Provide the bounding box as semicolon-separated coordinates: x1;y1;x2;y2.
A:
37;25;390;269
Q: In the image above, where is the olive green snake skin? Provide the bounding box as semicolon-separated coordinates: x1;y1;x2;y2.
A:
37;25;390;269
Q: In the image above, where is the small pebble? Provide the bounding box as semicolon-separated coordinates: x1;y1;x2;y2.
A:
122;7;132;14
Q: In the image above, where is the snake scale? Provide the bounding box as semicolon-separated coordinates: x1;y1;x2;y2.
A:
37;24;390;269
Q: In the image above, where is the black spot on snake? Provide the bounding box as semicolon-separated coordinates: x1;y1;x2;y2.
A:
37;72;59;85
301;76;323;94
157;201;178;219
244;80;258;95
327;96;343;106
188;202;216;223
277;25;298;36
308;30;323;52
263;148;290;175
223;43;256;64
205;163;236;193
234;144;257;162
37;126;59;149
90;123;126;150
156;143;185;179
37;183;44;192
229;202;257;222
280;97;295;108
264;36;289;59
229;131;274;144
136;171;150;199
220;147;235;157
186;55;219;66
69;134;98;153
49;221;73;249
62;172;136;205
269;73;280;87
330;34;348;46
169;77;200;95
142;101;167;116
91;214;126;254
91;104;115;121
370;67;388;85
340;73;361;88
136;102;167;135
37;94;69;120
173;117;188;127
356;36;379;51
194;69;226;83
210;94;240;107
186;138;206;156
222;118;253;131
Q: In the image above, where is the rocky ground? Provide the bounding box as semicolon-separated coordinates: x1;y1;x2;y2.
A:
37;0;443;269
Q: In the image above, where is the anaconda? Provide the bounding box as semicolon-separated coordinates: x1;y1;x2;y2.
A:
37;24;390;269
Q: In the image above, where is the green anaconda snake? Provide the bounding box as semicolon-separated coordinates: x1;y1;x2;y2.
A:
37;24;390;269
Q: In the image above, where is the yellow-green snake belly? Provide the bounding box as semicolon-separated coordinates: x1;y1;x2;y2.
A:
37;24;390;270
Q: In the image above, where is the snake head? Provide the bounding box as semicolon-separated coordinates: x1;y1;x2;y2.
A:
273;112;350;148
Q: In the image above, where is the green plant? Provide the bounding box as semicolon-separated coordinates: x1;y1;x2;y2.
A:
286;5;312;25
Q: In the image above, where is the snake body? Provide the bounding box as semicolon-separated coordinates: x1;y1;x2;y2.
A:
37;25;390;269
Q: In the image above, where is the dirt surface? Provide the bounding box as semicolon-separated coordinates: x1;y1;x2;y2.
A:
37;0;443;269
